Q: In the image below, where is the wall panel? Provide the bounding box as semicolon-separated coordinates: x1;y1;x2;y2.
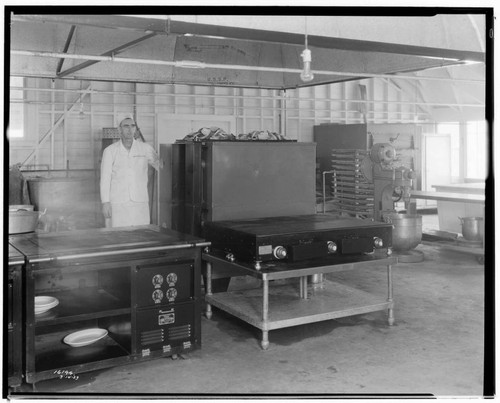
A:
9;75;466;171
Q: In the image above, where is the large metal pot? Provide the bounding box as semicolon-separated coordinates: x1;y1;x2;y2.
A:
26;177;88;214
9;210;44;234
459;217;484;241
384;213;422;251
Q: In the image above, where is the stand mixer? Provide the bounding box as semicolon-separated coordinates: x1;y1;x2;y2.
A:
361;143;424;263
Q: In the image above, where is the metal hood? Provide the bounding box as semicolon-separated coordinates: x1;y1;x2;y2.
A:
9;14;485;89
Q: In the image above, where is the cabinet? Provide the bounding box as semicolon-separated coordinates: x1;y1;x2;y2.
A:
8;245;24;388
162;141;317;237
10;226;208;386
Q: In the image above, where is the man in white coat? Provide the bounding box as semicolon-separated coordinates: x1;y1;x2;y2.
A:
100;115;159;227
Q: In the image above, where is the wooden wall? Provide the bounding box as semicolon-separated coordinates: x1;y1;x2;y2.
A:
9;77;427;170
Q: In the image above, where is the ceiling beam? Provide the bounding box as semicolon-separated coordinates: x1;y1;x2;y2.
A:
57;32;157;78
56;25;76;75
381;77;430;118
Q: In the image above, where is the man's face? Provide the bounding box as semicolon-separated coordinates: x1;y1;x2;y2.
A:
119;118;136;140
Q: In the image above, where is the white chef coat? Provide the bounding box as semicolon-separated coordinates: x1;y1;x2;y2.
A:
100;139;159;227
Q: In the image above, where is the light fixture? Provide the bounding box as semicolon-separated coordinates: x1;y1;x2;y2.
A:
300;17;314;82
176;60;206;69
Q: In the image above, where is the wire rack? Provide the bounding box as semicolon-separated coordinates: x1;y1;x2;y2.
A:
330;149;374;218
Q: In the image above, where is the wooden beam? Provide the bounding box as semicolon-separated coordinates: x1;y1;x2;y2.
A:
57;32;157;78
56;25;76;75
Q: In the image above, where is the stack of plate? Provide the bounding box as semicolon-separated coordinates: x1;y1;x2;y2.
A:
34;296;59;315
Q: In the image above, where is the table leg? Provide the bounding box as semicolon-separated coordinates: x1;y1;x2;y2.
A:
387;263;394;326
261;278;269;350
206;261;213;320
299;276;308;300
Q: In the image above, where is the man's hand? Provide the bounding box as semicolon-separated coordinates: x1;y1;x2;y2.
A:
102;202;112;218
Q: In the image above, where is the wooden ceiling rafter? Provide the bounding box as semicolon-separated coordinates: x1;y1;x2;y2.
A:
381;77;430;119
56;25;76;75
57;32;158;78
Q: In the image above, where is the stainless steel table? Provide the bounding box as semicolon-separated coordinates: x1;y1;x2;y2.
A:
203;252;397;349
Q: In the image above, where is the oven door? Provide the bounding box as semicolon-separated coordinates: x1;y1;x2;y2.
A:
135;302;197;357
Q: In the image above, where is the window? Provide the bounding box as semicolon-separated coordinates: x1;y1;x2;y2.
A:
8;76;25;139
436;122;460;181
466;121;487;180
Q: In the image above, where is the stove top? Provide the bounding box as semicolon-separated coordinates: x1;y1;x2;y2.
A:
9;225;207;260
203;214;393;265
206;214;391;236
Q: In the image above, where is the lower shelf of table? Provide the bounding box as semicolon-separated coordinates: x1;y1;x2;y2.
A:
206;279;392;331
33;329;130;372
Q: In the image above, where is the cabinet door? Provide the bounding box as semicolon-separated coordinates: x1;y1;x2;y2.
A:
8;267;23;387
135;302;197;356
314;124;368;174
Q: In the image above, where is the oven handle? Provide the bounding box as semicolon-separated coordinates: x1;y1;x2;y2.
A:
31;242;211;262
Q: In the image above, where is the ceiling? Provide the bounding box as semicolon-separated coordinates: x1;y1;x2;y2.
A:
9;13;487;90
7;11;489;122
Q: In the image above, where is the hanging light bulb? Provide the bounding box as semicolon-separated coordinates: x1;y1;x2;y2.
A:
300;48;314;82
300;17;314;83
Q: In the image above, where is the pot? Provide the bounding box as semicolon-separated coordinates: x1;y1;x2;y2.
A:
459;217;484;241
384;213;422;251
9;210;44;234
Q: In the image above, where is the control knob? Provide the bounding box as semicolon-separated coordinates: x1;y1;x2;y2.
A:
327;241;337;253
373;237;384;248
273;246;287;259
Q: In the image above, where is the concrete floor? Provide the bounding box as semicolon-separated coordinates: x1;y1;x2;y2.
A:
16;237;489;399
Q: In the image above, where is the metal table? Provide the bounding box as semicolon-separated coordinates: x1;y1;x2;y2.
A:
204;252;397;349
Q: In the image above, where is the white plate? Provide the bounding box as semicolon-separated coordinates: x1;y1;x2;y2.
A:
63;328;108;348
34;296;59;315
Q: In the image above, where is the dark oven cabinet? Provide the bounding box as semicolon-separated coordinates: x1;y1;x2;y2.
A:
8;263;23;388
24;248;202;385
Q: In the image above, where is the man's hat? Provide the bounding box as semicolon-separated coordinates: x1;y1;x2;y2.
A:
115;113;135;127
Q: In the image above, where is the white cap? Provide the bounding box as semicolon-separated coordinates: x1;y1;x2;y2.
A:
115;113;135;127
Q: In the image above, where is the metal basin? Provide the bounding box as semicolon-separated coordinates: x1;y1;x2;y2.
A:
459;217;484;241
9;210;43;234
384;213;422;251
26;177;89;214
8;204;35;212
